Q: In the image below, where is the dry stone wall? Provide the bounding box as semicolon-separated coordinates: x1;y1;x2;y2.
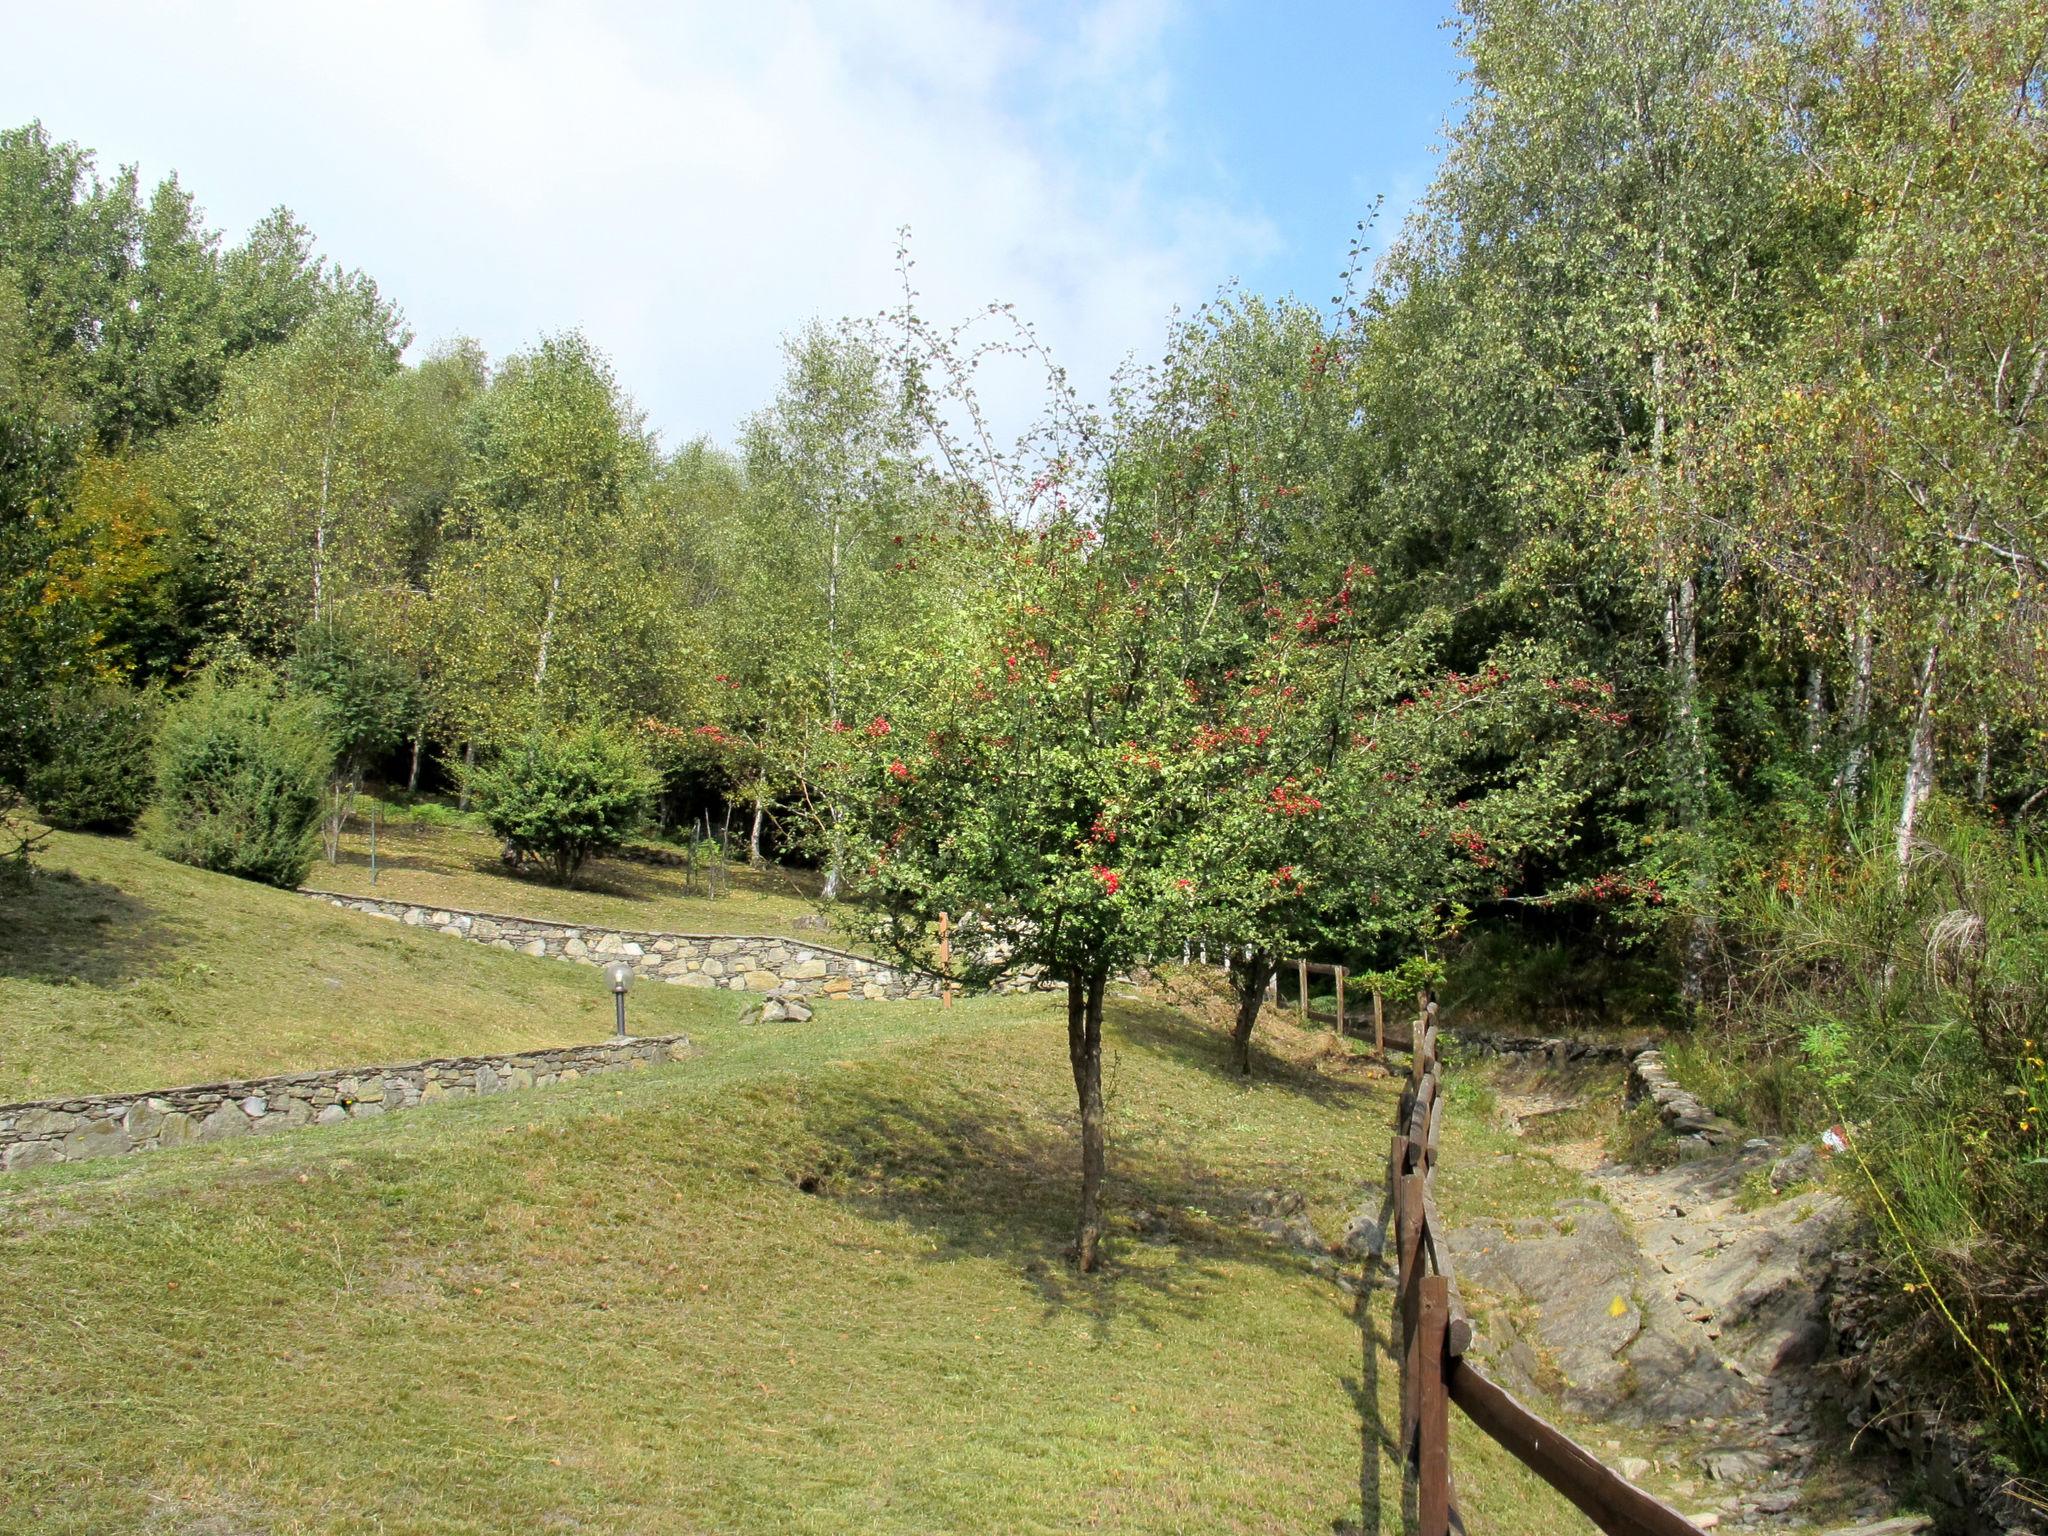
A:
1627;1045;1742;1155
0;1035;693;1173
303;890;951;1000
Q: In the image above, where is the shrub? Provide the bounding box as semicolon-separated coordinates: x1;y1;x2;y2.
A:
464;725;655;884
288;620;414;771
27;681;161;832
148;675;332;888
1720;802;2048;1470
289;621;417;862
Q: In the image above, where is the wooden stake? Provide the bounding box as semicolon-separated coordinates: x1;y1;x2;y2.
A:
1297;959;1309;1027
1418;1275;1452;1536
938;911;952;1010
1335;965;1347;1035
1397;1171;1426;1452
1373;989;1385;1058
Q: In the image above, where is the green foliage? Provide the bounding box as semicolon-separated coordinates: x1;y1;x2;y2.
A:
1717;802;2048;1463
464;724;657;884
147;672;330;888
186;278;408;653
0;121;327;447
25;680;159;831
288;618;413;771
425;332;675;742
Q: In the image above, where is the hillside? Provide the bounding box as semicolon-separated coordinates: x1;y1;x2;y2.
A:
0;978;1619;1536
311;796;842;942
0;832;748;1103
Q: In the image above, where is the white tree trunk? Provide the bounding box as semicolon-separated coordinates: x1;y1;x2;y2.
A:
312;399;339;623
1804;662;1826;756
1894;639;1941;882
532;571;562;695
1836;606;1875;806
821;509;844;902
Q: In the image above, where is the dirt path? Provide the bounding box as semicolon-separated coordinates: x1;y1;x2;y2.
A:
1448;1070;1920;1535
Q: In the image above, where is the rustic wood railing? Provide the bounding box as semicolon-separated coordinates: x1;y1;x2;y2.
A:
1387;1001;1709;1536
1279;961;1415;1055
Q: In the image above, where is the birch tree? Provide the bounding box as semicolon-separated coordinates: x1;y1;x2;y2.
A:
190;276;406;654
427;332;671;744
1737;0;2048;870
736;324;940;897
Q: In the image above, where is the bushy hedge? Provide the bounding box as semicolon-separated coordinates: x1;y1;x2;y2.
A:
465;725;655;884
147;675;333;888
27;681;161;832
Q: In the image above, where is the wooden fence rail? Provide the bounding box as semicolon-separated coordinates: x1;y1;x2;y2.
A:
1387;1000;1709;1536
1278;963;1419;1056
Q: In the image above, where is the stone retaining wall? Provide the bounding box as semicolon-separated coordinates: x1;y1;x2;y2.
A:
0;1035;693;1173
1449;1029;1641;1066
302;890;951;1001
1627;1046;1740;1155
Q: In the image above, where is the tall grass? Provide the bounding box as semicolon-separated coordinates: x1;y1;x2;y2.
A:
1722;802;2048;1472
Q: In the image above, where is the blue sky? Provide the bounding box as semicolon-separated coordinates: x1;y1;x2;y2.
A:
1132;5;1461;305
1;1;1466;446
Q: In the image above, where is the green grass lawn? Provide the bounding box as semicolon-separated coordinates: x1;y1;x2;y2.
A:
0;832;749;1103
311;795;840;940
0;981;1610;1535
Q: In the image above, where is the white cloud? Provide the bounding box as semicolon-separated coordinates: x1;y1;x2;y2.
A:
1;0;1279;449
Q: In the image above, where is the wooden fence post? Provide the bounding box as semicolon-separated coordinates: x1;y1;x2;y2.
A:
1397;1170;1426;1452
938;912;951;1010
1297;959;1309;1027
1418;1274;1452;1536
1334;965;1347;1035
1372;988;1384;1057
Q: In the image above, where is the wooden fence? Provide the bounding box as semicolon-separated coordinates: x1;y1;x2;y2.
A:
1278;960;1414;1055
1386;1001;1709;1536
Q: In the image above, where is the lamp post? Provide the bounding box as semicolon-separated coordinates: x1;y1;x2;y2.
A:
604;959;634;1040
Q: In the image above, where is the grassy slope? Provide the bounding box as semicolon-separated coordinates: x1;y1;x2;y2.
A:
0;991;1601;1536
313;797;836;940
0;832;748;1102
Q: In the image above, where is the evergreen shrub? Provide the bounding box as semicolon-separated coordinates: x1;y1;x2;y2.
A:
27;681;161;832
148;675;332;888
465;725;655;884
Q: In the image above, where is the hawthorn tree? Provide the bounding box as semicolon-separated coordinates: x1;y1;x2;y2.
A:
829;512;1216;1272
1170;564;1622;1072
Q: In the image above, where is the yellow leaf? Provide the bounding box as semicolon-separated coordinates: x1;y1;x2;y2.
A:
1609;1295;1629;1318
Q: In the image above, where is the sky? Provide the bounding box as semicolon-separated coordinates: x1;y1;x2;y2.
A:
0;1;1466;450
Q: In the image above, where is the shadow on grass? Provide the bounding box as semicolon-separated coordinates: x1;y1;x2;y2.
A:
782;1064;1409;1531
758;1065;1352;1340
0;868;185;987
1112;995;1381;1109
1336;1197;1401;1536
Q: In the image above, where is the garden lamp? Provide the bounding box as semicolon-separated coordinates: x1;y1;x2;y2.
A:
604;959;635;1040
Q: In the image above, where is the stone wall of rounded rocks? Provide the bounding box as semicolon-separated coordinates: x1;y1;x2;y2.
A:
304;890;952;1001
0;1035;693;1173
